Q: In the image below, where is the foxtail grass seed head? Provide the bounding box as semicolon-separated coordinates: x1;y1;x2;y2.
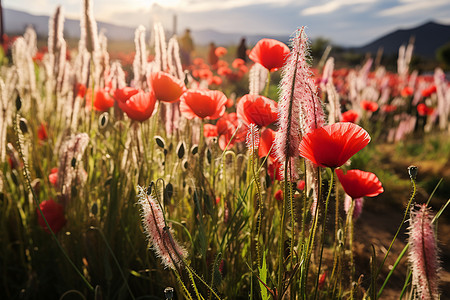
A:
137;186;187;270
275;27;325;165
246;123;260;155
408;204;440;300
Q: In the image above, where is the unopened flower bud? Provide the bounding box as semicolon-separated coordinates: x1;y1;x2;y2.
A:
164;287;174;300
408;165;418;181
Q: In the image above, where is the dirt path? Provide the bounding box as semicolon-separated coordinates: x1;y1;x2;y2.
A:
352;143;450;299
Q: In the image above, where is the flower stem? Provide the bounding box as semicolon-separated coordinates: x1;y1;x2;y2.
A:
313;168;334;300
370;173;416;298
13;107;94;291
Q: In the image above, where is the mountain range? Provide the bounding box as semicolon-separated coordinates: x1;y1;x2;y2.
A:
4;8;450;58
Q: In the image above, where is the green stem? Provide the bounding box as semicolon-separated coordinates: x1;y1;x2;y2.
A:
370;176;416;298
303;167;322;298
313;168;334;300
89;227;135;300
377;244;409;298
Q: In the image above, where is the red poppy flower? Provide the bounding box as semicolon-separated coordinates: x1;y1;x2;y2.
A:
361;100;379;112
114;87;139;103
193;58;205;65
421;85;436;98
401;87;413;97
297;180;305;191
259;128;275;158
203;124;218;137
216;113;246;150
37;199;67;233
298;122;371;168
37;122;48;141
116;91;157;122
215;47;227;57
218;67;232;76
148;71;186;103
381;104;397;113
336;169;383;199
180;89;227;120
232;58;245;69
49;167;58;187
217;60;229;68
76;83;87;98
86;88;115;112
237;94;278;127
340;110;359;123
267;157;283;181
249;38;290;72
208;76;223;86
225;98;234;108
417;103;435;116
33;51;45;62
275;189;283;201
198;68;213;80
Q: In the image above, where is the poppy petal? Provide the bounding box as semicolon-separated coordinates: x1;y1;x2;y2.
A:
299;122;370;168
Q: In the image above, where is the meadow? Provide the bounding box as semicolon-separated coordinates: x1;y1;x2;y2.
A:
0;3;449;300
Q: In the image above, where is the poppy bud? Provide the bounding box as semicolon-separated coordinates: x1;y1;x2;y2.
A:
91;202;98;215
165;183;173;203
164;287;174;300
155;136;166;149
207;148;212;164
19;118;28;134
408;165;418;181
99;112;109;128
191;145;198;155
16;96;22;111
176;141;185;159
182;159;189;171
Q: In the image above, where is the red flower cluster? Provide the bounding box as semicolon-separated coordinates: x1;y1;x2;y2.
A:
417;103;435;116
421;85;436;98
203;113;246;150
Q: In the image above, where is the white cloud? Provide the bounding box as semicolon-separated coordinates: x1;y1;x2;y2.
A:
301;0;375;16
176;0;290;12
378;0;448;16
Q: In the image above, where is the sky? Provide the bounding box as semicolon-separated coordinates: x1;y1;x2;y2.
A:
4;0;450;46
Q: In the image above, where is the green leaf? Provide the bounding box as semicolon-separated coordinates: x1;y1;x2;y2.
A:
258;251;269;300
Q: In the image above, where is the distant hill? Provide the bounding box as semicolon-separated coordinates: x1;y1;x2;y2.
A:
353;21;450;58
4;8;136;41
3;8;288;46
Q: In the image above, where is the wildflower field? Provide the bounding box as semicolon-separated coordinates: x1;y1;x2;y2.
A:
1;2;450;300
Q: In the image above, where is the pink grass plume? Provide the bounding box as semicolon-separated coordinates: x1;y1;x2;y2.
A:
275;27;325;165
137;185;187;270
408;204;440;300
